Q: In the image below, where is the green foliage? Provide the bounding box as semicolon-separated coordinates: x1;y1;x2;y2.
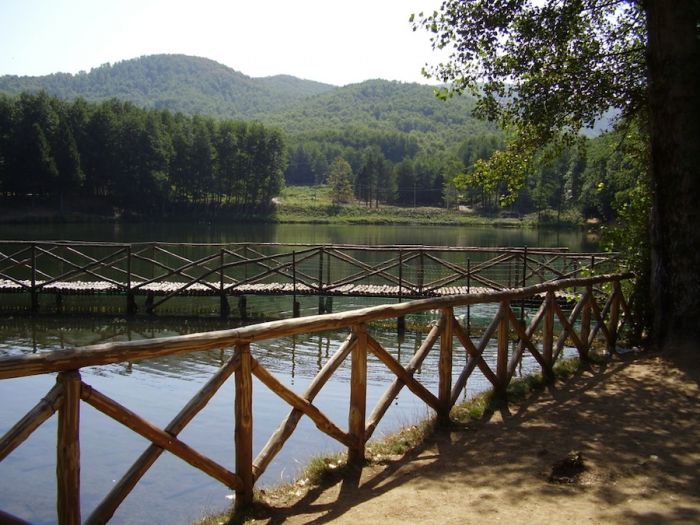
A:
414;0;647;202
0;55;508;212
596;121;652;341
0;92;287;215
326;157;354;204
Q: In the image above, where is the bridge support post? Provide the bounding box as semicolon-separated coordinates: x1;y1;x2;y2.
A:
220;295;230;319
126;245;135;316
145;292;154;314
397;316;406;336
30;243;38;314
325;296;333;314
126;294;137;316
318;247;325;314
238;296;248;321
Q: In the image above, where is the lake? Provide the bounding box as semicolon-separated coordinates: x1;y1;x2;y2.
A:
0;223;594;524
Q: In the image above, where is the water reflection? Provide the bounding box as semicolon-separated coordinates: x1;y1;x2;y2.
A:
0;306;570;525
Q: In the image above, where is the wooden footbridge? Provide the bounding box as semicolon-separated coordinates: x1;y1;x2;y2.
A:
0;241;619;316
0;268;633;524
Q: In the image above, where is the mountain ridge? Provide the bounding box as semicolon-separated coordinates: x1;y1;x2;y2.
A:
0;54;496;150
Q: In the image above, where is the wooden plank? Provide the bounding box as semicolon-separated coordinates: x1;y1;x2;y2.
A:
80;381;242;491
366;335;441;413
453;312;500;387
588;291;614;347
0;382;63;462
504;307;548;379
0;273;634;380
85;355;240;525
57;371;81;525
253;334;355;480
251;358;352;447
366;321;441;439
552;299;586;360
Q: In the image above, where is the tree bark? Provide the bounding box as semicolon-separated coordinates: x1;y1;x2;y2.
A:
645;0;700;355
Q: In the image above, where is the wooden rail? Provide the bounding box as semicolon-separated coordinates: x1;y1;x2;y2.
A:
0;272;632;524
0;241;619;315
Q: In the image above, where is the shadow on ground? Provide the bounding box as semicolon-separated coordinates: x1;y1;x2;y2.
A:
230;352;700;524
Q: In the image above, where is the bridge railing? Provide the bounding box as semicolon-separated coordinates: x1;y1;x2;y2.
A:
0;241;621;314
0;272;633;524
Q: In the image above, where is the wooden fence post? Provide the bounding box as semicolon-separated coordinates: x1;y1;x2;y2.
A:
348;324;367;464
496;301;510;395
580;286;592;360
607;280;621;352
234;344;253;511
57;370;81;525
438;307;453;424
543;291;555;380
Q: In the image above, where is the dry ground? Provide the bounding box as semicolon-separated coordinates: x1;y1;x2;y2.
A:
234;351;700;525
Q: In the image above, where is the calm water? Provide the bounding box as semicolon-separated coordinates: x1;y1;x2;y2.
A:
0;221;598;249
0;223;591;524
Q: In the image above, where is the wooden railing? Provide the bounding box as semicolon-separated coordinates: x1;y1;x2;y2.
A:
0;241;619;314
0;272;632;524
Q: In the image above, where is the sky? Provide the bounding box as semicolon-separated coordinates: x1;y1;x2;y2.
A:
0;0;445;86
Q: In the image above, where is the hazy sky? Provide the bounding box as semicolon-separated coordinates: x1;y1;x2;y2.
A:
0;0;445;86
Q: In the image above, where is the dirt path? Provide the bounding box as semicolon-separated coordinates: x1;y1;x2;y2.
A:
241;352;700;524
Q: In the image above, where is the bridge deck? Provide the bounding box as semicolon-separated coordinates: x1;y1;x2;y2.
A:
0;279;577;302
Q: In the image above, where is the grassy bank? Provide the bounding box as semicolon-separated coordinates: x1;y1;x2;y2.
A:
274;186;528;226
0;186;586;228
196;355;588;525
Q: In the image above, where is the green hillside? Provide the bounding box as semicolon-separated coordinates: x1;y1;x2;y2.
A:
263;79;496;145
0;55;493;145
0;54;336;119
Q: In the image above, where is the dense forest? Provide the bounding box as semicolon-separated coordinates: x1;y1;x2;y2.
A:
0;92;286;215
0;54;635;223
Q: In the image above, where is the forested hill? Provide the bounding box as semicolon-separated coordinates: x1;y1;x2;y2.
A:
0;54;494;144
263;79;494;141
0;54;336;119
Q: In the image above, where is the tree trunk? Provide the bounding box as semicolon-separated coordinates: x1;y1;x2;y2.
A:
645;0;700;354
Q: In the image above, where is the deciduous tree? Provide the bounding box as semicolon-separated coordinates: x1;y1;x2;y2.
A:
414;0;700;351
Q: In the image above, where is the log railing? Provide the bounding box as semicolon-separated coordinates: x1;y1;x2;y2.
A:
0;272;632;524
0;241;620;314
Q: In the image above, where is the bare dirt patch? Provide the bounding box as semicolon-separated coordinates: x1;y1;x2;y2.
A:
235;352;700;524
